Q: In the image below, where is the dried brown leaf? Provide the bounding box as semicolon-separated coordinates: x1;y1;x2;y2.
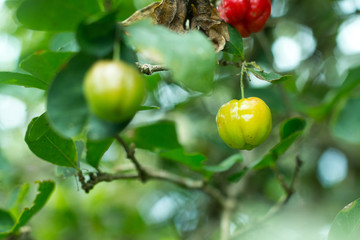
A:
122;2;160;26
122;0;229;52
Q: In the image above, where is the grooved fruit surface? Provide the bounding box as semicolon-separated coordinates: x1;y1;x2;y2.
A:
216;97;272;150
218;0;272;37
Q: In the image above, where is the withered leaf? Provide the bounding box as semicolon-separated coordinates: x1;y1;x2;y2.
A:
122;0;229;52
190;0;229;52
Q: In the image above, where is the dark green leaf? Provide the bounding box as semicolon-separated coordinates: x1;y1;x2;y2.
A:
328;198;360;240
280;117;306;140
253;118;306;170
203;153;243;173
76;11;117;57
125;20;216;93
0;72;47;90
331;96;360;144
227;168;249;182
16;0;101;31
0;209;14;233
87;115;130;141
11;181;55;233
47;52;97;138
25;113;78;168
0;181;55;237
248;68;292;83
86;138;114;169
20;51;74;84
159;148;206;170
119;33;138;66
129;121;181;151
222;24;244;59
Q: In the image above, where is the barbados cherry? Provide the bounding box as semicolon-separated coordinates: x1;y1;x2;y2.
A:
216;97;272;150
218;0;272;37
84;60;146;123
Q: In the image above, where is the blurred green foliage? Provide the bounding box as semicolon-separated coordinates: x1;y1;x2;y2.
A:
0;0;360;239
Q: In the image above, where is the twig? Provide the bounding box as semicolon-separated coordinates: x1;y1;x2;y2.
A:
287;156;303;201
220;198;236;240
230;156;303;239
78;166;226;204
78;171;138;193
230;196;287;239
136;62;167;75
115;136;147;182
218;59;241;67
271;155;303;202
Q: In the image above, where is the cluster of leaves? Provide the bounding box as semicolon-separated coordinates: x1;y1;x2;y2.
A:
0;181;55;239
2;0;360;239
0;0;305;236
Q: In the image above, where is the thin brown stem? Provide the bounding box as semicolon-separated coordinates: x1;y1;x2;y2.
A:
231;156;303;238
115;135;147;182
136;62;167;75
78;166;226;205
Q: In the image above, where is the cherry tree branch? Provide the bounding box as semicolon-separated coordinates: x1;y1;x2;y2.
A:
136;62;167;75
230;156;303;239
78;167;225;204
115;135;147;182
78;136;226;205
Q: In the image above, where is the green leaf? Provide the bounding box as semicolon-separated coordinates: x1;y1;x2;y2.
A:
253;117;306;170
159;148;206;170
203;153;243;172
280;117;307;140
0;181;55;238
222;24;244;59
47;52;97;138
11;181;55;233
9;183;30;216
50;32;80;52
125;20;216;93
247;68;292;83
86;138;114;169
227;168;249;182
76;11;117;57
87;116;130;141
328;198;360;240
0;209;14;233
331;96;360;144
306;66;360;119
16;0;101;31
128;121;182;151
0;72;47;90
20;51;74;84
25;113;78;168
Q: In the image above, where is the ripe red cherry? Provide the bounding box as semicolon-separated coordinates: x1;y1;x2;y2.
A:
218;0;272;38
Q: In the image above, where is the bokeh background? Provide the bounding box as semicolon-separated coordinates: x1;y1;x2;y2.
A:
1;0;360;239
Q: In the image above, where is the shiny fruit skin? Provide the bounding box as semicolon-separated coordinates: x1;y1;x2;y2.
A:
216;97;272;150
84;60;146;122
218;0;272;37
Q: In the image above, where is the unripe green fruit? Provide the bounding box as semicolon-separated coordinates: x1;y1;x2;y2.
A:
84;60;146;122
216;97;272;150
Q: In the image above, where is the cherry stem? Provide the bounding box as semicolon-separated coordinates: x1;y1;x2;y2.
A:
113;43;120;61
113;26;121;61
240;61;246;99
